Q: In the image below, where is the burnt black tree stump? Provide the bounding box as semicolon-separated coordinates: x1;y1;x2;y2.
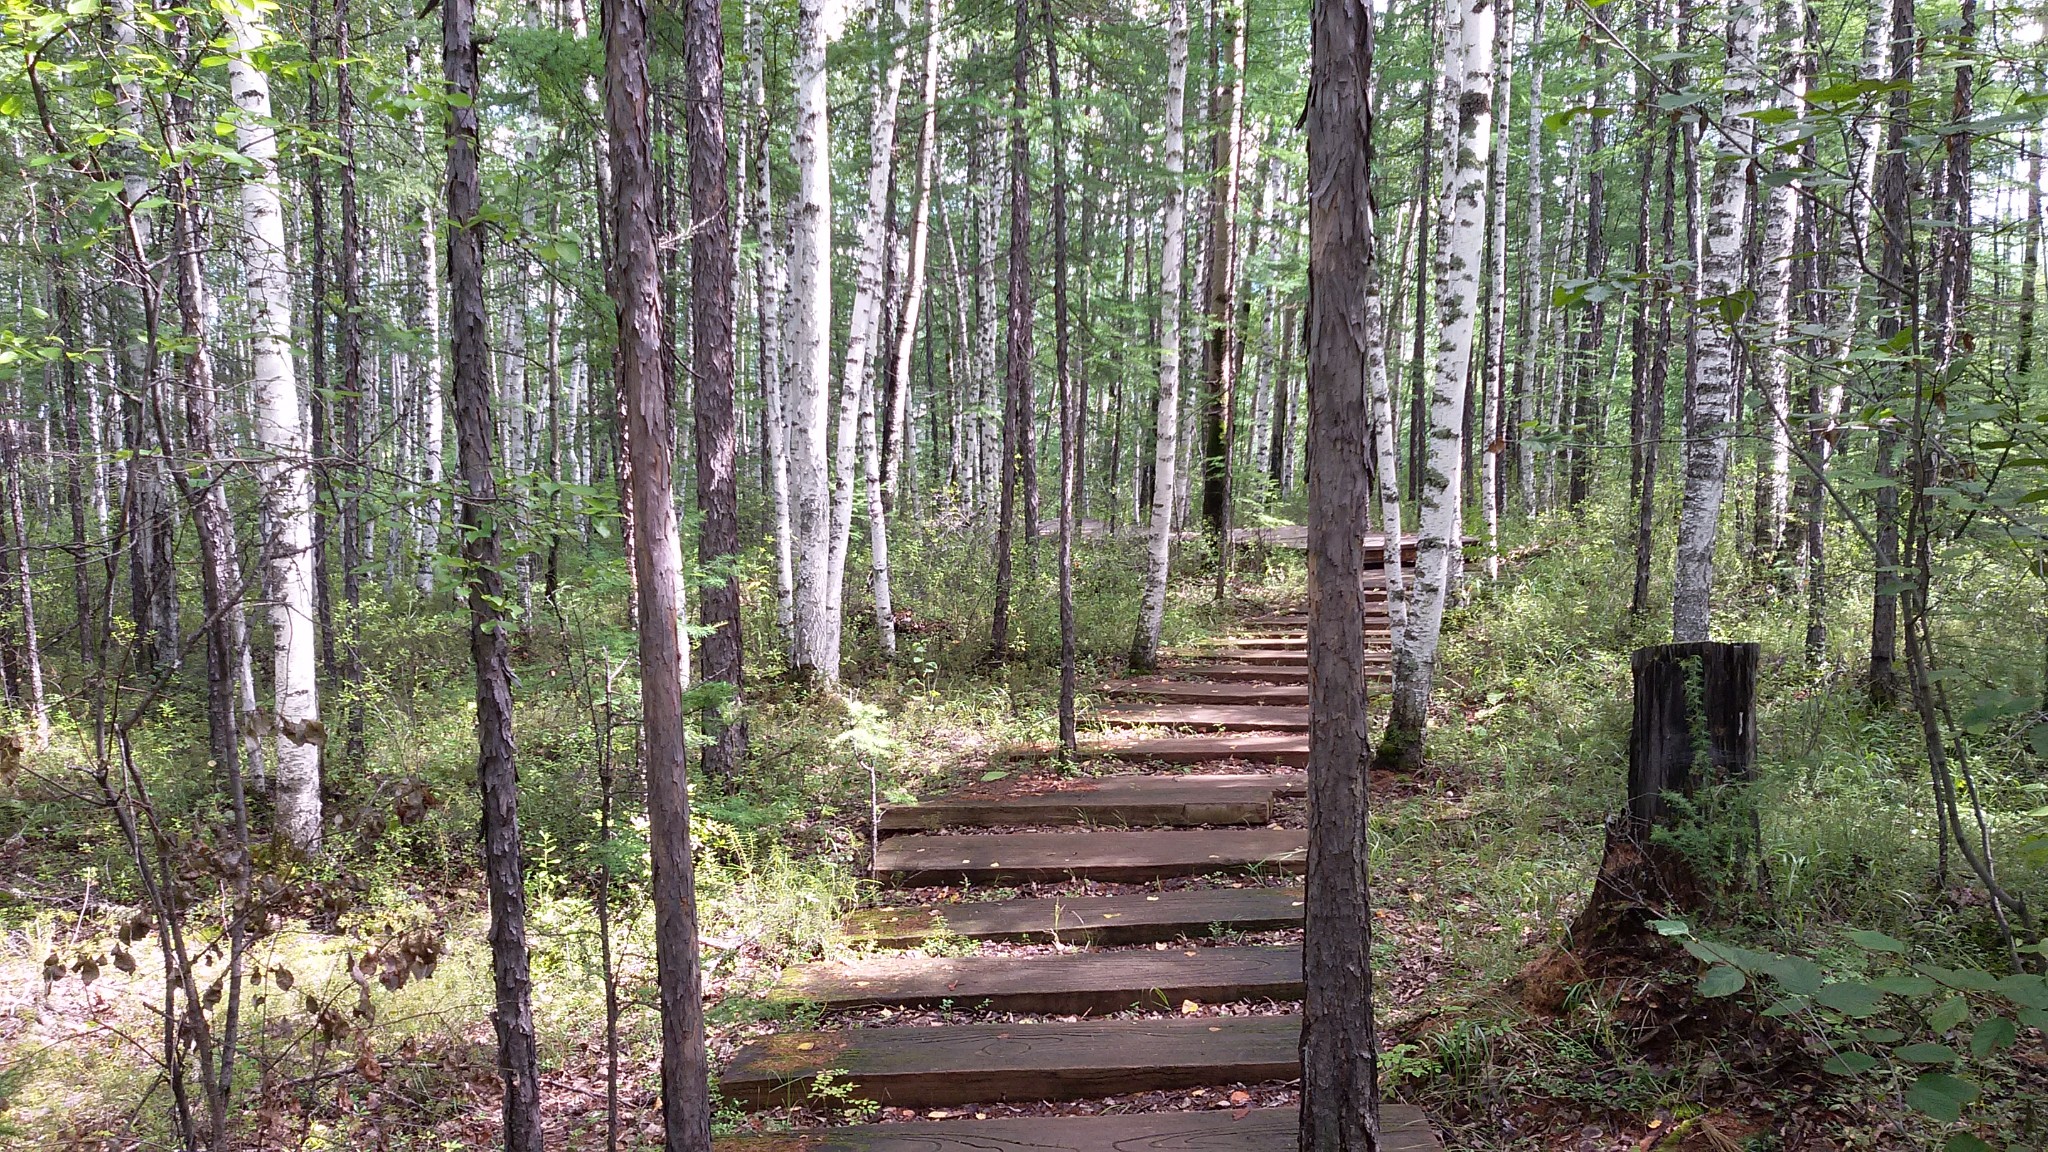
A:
1627;641;1759;838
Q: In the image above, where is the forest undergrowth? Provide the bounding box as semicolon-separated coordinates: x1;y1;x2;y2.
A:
2;500;2045;1151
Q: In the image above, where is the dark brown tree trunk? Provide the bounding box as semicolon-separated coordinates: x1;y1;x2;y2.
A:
993;0;1034;657
336;0;367;770
443;3;545;1148
1868;0;1914;708
1197;0;1248;543
1299;0;1381;1144
603;0;716;1143
688;0;746;789
1566;43;1606;510
305;1;337;687
1631;59;1682;616
1046;1;1078;753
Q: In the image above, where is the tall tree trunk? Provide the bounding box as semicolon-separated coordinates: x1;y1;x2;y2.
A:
689;0;746;785
1510;0;1545;511
603;0;716;1142
885;0;941;509
1564;43;1606;511
1381;0;1494;770
786;0;836;682
1046;0;1078;752
226;0;322;853
992;0;1036;658
1749;0;1807;560
747;0;795;647
443;0;544;1145
1479;0;1514;577
404;40;447;595
1671;0;1762;643
1196;0;1248;543
1299;0;1382;1142
336;0;368;769
826;0;910;674
0;426;46;742
1632;56;1682;616
1129;0;1190;672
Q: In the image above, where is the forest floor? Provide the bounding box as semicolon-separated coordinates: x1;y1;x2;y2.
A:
2;522;2045;1150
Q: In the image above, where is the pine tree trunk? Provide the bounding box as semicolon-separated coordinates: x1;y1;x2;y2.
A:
786;0;836;682
1510;0;1545;512
1382;0;1494;770
993;0;1036;657
226;0;322;853
1749;0;1807;560
1299;0;1383;1140
602;0;716;1141
1129;0;1189;672
1046;0;1078;751
336;0;368;769
885;0;941;510
1672;0;1762;643
1479;0;1514;577
746;0;795;647
1196;0;1248;542
689;0;746;785
444;0;544;1143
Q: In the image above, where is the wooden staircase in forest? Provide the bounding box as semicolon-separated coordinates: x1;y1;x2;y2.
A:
715;538;1440;1152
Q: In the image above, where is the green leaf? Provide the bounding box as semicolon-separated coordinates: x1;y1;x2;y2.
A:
1928;996;1972;1033
1969;1017;2017;1058
1822;1050;1880;1075
1648;919;1692;937
1872;975;1938;997
1894;1042;1961;1065
1993;974;2048;1010
1813;981;1885;1018
2017;1007;2048;1031
1760;996;1809;1018
1919;964;2001;993
1698;965;1746;998
1845;929;1907;954
1943;1135;1997;1152
1744;107;1798;125
978;770;1009;782
1861;1028;1907;1044
1903;1073;1980;1123
1761;955;1825;996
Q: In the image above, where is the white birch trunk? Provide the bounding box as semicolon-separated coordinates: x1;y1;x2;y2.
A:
886;0;939;506
1513;0;1546;512
824;1;909;674
406;40;446;593
1673;0;1763;642
1481;0;1514;578
1130;0;1188;670
227;0;321;852
1752;0;1806;556
1386;0;1493;765
786;0;836;679
860;376;896;655
748;0;796;645
1366;262;1408;656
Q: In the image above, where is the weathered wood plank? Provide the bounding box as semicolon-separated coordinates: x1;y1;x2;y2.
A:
873;828;1307;885
719;1015;1303;1108
1156;665;1319;684
844;885;1307;947
772;945;1304;1015
1098;680;1310;706
714;1105;1440;1152
1069;732;1311;767
878;774;1292;832
1092;705;1310;732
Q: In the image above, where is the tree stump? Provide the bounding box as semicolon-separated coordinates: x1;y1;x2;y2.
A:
1516;641;1760;1012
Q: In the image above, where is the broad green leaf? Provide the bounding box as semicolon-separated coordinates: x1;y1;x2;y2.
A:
1993;974;2048;1010
1761;996;1809;1018
1929;996;1972;1033
1894;1042;1961;1065
1648;919;1692;937
1861;1028;1907;1044
1872;975;1938;997
1813;981;1885;1017
1969;1017;2016;1057
979;770;1009;782
1823;1050;1880;1075
1919;964;2001;993
1698;965;1746;998
1943;1135;1996;1152
2016;1007;2048;1030
1903;1073;1980;1123
1761;955;1825;996
1845;929;1907;954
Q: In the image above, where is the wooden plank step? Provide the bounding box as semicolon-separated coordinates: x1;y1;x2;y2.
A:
1100;680;1310;706
1157;664;1315;683
719;1014;1303;1109
844;885;1307;947
716;1105;1440;1152
874;828;1307;885
878;774;1295;832
1093;704;1310;732
772;945;1303;1015
1071;732;1311;767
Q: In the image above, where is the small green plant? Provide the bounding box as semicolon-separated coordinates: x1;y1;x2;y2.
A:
1655;918;2048;1148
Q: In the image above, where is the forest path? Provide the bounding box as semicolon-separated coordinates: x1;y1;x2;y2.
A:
717;545;1438;1152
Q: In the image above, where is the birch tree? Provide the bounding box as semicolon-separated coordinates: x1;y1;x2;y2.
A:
225;0;321;852
1381;0;1493;770
786;0;835;681
1671;0;1763;643
747;0;795;644
1128;0;1188;673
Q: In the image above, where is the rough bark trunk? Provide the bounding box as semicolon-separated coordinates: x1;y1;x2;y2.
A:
1196;0;1249;544
226;0;322;853
1047;0;1077;752
1299;0;1382;1141
689;0;746;785
1867;0;1915;705
1479;0;1513;577
1129;0;1190;673
1748;0;1808;560
406;40;446;595
992;0;1035;658
603;0;717;1142
747;0;795;648
443;0;544;1144
1510;0;1545;512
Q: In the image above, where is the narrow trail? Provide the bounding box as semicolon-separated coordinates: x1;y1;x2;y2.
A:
718;539;1440;1152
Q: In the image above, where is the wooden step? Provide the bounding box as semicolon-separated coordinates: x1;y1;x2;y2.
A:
1071;732;1311;767
1100;679;1310;706
716;1106;1440;1152
720;1014;1303;1109
845;885;1307;947
773;945;1303;1015
1159;665;1317;683
873;828;1307;886
878;774;1295;832
1094;704;1310;732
